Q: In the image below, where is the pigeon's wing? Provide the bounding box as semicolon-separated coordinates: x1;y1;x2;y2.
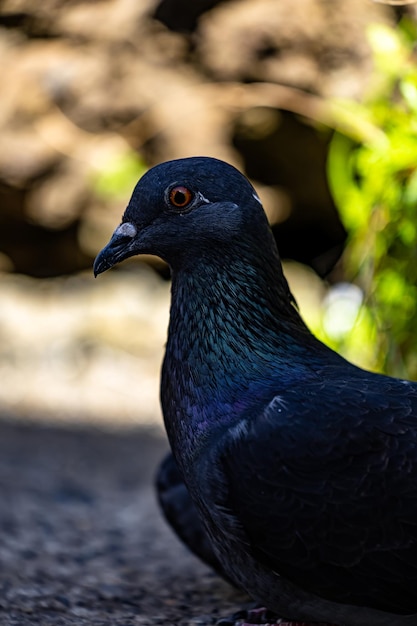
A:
156;452;231;580
216;376;417;615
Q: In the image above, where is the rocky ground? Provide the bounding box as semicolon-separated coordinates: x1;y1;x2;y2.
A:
0;417;249;625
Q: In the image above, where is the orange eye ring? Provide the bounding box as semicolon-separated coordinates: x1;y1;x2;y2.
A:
169;186;194;208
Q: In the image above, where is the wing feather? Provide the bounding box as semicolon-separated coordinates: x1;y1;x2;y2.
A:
218;376;417;614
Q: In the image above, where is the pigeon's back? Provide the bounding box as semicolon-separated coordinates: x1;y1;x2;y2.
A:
201;371;417;619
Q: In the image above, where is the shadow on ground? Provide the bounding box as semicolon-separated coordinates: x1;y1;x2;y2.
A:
0;417;247;625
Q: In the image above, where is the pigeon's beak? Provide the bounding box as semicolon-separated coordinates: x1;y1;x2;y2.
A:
93;222;138;277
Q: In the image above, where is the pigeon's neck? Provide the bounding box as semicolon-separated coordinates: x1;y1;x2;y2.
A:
168;242;311;356
161;237;325;467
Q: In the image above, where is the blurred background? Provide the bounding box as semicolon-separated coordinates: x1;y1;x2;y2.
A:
1;0;417;430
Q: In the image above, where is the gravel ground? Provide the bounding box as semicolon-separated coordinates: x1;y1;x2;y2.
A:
0;417;248;625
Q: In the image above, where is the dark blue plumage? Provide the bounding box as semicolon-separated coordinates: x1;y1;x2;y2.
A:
156;451;231;581
94;157;417;626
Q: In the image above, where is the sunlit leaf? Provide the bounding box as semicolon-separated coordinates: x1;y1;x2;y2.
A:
325;20;417;379
93;152;147;200
400;78;417;112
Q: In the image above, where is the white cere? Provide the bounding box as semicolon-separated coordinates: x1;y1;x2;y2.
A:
115;222;137;238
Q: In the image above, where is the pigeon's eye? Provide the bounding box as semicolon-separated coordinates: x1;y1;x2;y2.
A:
169;186;194;209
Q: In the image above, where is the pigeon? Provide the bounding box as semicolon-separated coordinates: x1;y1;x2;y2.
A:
94;156;417;626
156;451;229;580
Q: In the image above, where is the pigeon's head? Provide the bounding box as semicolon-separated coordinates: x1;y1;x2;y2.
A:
94;156;270;275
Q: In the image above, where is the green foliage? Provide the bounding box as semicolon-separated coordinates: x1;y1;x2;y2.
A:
92;150;147;200
325;20;417;378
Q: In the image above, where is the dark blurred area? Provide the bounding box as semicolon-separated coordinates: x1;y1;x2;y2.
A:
0;0;400;279
0;0;412;423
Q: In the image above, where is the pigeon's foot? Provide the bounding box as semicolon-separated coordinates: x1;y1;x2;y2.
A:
216;605;337;625
216;606;278;625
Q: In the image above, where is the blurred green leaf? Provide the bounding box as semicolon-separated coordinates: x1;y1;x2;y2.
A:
325;19;417;379
93;151;147;200
400;78;417;112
